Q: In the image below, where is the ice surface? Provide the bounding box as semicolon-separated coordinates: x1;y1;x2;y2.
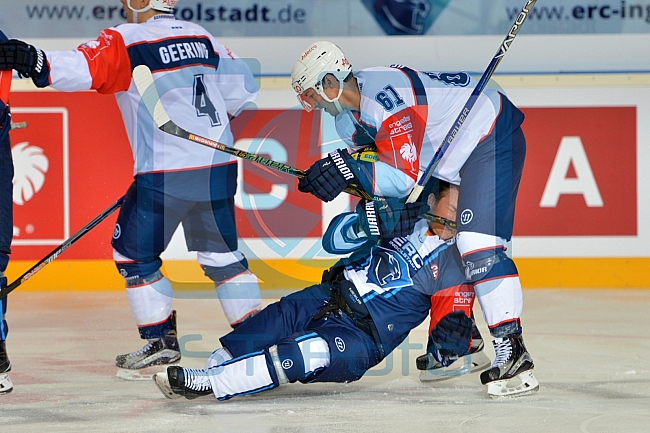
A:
0;289;649;433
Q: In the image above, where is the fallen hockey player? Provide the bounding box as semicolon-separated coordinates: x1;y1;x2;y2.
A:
153;181;537;400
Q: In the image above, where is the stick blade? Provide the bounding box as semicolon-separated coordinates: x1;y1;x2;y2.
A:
132;65;170;127
406;184;424;204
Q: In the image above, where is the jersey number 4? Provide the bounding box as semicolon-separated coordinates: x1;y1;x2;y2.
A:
193;74;221;127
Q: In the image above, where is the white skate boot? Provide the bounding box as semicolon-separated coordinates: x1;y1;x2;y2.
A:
0;340;12;394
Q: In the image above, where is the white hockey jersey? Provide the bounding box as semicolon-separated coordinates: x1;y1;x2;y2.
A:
39;14;258;200
335;66;509;196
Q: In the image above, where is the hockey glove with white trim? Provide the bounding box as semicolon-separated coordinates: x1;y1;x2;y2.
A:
428;311;472;367
357;197;423;239
0;40;49;86
298;149;360;202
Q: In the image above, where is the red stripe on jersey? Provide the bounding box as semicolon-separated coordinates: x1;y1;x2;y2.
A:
77;29;132;94
428;284;475;335
460;245;506;259
488;317;520;330
374;105;428;181
0;70;11;103
137;311;174;328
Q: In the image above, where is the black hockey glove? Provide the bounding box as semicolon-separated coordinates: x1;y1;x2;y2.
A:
427;311;472;367
298;149;359;202
0;39;49;84
357;197;423;239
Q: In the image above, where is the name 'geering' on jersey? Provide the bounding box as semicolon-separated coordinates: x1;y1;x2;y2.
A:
335;67;503;197
41;14;258;184
158;41;210;63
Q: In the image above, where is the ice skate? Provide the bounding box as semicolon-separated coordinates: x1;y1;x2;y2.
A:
153;366;212;400
0;340;12;394
480;334;539;398
418;324;491;383
116;314;181;380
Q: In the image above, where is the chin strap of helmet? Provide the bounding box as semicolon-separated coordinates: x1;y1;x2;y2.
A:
317;73;348;115
127;1;153;22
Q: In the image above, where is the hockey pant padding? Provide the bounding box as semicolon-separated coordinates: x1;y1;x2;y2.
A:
307;322;381;384
201;252;261;326
113;249;163;283
274;332;330;383
219;284;332;358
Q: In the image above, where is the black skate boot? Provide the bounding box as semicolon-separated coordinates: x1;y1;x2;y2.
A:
116;312;181;373
480;333;539;397
417;320;491;382
0;340;12;394
153;366;212;400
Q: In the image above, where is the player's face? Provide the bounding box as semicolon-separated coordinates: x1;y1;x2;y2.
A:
297;88;340;116
429;188;458;240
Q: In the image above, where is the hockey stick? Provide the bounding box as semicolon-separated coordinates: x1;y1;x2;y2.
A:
0;196;124;299
406;0;537;204
131;65;381;202
10;121;27;130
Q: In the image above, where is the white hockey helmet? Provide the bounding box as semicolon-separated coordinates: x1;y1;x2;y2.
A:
127;0;178;14
150;0;178;13
291;41;352;112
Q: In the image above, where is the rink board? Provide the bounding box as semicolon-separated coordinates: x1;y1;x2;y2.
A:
5;73;649;290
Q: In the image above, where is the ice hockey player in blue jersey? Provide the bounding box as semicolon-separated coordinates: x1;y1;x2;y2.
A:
152;180;495;401
291;41;537;397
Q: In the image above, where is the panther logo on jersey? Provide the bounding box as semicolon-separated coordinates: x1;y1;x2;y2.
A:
367;246;413;290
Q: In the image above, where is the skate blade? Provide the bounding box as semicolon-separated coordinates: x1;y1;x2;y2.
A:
486;370;539;398
153;371;182;399
116;366;168;381
420;351;491;383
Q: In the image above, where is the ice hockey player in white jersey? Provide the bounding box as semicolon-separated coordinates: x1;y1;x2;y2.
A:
151;180;512;401
0;0;263;375
291;41;537;397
